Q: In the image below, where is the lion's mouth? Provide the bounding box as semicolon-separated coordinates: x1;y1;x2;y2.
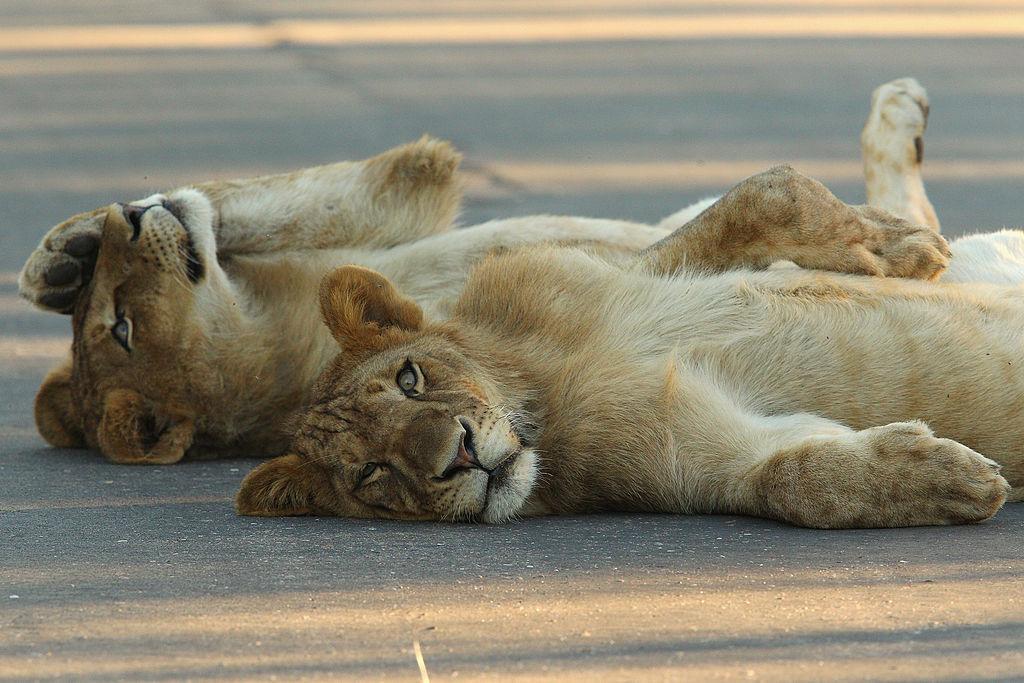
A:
162;199;205;283
160;198;184;225
485;449;520;495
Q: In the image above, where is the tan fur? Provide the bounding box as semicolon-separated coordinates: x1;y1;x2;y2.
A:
636;165;948;278
238;242;1020;528
234;454;337;517
97;389;195;465
34;358;83;449
196;135;463;253
24;138;673;463
318;265;425;354
25;138;950;465
861;78;940;231
19;80;968;467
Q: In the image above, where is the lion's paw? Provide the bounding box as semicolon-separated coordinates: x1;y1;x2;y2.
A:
862;421;1009;525
851;205;951;280
862;77;930;167
19;208;107;313
375;135;461;189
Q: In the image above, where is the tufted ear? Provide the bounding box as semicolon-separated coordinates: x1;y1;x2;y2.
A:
235;454;333;516
96;388;195;465
318;265;423;350
35;357;86;448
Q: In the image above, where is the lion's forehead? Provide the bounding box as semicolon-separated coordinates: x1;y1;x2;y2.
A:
296;397;400;460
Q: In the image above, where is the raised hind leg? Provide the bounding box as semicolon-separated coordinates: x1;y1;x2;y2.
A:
861;77;940;231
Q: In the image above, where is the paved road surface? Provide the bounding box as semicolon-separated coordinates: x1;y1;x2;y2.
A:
2;2;1023;680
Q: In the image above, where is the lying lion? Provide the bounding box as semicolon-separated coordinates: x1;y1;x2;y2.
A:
17;78;1010;467
235;164;1023;527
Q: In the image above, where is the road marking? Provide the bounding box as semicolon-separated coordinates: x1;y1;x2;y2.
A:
2;12;1024;53
482;159;1024;192
189;0;1024;11
3;159;1024;196
0;335;70;359
0;494;234;512
0;293;32;313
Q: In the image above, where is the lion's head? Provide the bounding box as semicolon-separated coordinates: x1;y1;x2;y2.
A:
235;266;539;523
34;189;222;464
28;137;469;466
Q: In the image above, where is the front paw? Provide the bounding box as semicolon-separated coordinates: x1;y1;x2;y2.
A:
19;208;106;313
847;206;950;280
851;206;946;282
861;422;1009;526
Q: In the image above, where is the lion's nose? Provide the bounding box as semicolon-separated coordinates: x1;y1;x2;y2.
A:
452;431;480;469
437;419;485;479
119;203;152;241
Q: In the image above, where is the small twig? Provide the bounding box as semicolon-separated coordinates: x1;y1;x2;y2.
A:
413;639;430;683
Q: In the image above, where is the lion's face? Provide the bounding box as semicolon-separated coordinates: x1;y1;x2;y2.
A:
236;266;539;523
38;189;219;464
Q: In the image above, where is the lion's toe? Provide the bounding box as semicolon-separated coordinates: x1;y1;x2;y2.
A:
914;437;1008;524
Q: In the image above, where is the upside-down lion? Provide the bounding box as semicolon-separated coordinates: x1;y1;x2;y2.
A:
18;78;1021;471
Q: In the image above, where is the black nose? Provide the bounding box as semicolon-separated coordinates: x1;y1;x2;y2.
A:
120;203;150;241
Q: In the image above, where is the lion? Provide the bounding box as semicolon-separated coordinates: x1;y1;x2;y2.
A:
234;165;1024;527
20;136;672;463
17;77;988;466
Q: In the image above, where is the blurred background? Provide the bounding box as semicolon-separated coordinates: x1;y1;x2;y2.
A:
3;0;1024;327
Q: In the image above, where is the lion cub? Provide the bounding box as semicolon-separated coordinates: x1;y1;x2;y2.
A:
237;229;1023;528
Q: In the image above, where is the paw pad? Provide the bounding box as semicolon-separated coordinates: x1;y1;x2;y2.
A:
43;261;80;287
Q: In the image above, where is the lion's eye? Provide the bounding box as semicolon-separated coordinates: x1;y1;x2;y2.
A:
397;369;416;392
357;462;379;485
111;313;132;352
396;361;421;396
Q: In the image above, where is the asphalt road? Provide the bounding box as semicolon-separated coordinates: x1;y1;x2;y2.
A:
2;2;1024;681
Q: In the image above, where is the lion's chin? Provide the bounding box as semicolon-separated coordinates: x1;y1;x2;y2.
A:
479;448;538;524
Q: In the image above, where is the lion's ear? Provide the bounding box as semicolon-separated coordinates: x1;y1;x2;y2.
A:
96;389;194;465
318;265;424;349
235;454;332;517
35;358;86;448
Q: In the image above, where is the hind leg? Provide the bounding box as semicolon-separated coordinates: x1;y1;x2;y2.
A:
861;79;1024;288
861;77;940;231
192;136;462;255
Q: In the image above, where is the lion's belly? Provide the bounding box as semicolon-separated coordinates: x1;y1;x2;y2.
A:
659;274;1024;483
490;261;1024;498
